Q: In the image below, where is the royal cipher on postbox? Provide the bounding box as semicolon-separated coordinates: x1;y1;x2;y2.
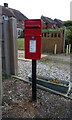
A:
24;19;42;59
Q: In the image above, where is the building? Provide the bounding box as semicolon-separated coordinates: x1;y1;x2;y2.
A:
2;3;28;38
54;19;63;28
41;15;63;29
70;1;72;20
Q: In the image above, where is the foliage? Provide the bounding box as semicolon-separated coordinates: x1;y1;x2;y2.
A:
63;21;72;27
42;28;63;32
65;27;72;45
63;21;72;46
2;73;9;79
17;38;24;50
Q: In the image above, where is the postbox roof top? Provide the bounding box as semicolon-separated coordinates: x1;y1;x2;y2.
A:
25;19;42;25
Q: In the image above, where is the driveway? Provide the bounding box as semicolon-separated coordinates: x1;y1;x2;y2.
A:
18;50;71;63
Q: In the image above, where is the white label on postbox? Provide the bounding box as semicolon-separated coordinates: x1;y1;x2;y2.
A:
30;40;36;53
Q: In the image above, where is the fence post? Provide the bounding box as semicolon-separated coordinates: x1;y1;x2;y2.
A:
66;45;68;55
69;44;71;54
62;26;66;53
0;5;2;120
54;44;57;54
8;17;18;75
2;20;10;75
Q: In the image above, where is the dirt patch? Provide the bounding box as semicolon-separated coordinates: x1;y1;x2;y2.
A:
2;78;72;119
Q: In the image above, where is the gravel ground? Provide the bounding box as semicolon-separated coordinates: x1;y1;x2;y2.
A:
2;78;72;119
18;59;70;82
18;51;71;82
2;54;72;119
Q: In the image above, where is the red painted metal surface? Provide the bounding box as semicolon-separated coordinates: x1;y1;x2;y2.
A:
24;19;42;59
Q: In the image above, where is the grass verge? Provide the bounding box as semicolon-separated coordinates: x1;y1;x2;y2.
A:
17;38;24;50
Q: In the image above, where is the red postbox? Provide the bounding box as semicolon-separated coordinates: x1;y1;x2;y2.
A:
24;19;42;59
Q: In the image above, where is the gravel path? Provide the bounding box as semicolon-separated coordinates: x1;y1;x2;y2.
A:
18;59;70;82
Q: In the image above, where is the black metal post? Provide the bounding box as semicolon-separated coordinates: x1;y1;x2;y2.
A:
32;59;37;101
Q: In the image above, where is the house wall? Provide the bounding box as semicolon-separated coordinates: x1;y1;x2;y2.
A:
42;30;64;53
17;20;24;38
42;22;46;29
17;20;24;29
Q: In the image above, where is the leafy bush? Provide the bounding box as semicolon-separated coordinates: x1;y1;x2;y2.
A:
63;21;72;27
63;21;72;50
65;27;72;45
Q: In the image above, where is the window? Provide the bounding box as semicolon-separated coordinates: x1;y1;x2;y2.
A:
22;21;24;25
17;20;18;24
2;15;8;20
2;16;4;20
18;30;21;35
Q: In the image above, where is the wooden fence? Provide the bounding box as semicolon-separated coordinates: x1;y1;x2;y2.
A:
42;29;65;53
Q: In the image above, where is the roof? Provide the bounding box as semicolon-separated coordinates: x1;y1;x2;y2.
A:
54;19;63;24
2;5;28;21
41;16;57;24
45;17;57;24
41;15;63;28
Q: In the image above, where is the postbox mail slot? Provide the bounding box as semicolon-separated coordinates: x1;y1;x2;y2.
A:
25;26;40;29
24;34;42;37
25;25;40;28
